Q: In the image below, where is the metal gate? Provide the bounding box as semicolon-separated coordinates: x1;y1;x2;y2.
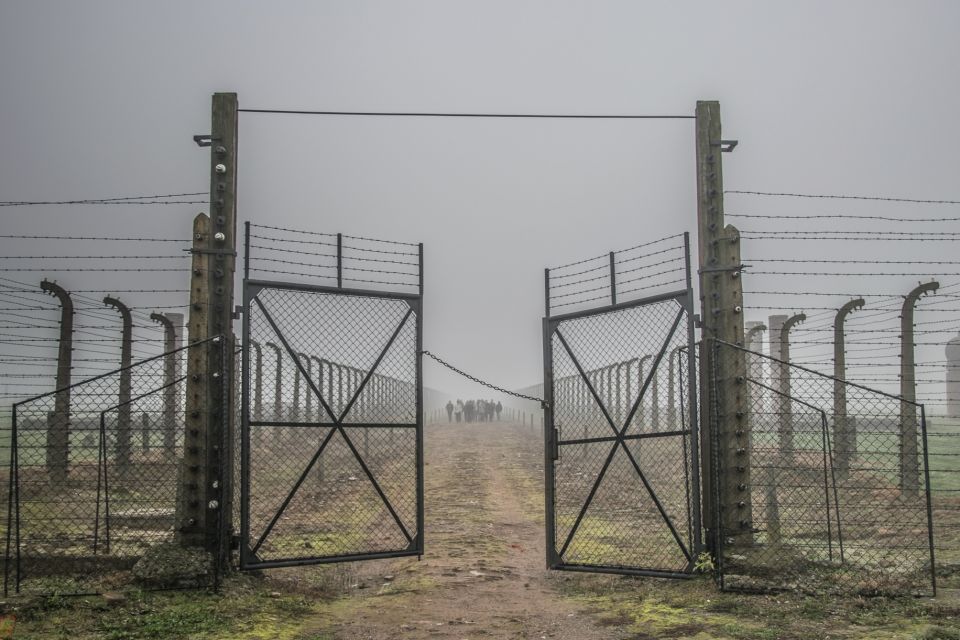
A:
239;225;424;569
542;234;700;577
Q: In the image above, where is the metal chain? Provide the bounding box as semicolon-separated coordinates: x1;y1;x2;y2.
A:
420;350;547;408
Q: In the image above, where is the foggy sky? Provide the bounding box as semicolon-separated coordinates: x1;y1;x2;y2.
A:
1;1;958;401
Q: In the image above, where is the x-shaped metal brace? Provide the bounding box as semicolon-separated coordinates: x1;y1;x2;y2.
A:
249;295;416;555
553;304;692;565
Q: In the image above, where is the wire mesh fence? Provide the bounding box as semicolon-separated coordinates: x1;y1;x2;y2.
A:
546;288;698;576
3;337;224;596
709;340;936;595
241;281;422;568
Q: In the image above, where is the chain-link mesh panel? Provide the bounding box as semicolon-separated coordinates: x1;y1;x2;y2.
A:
242;284;420;566
5;339;221;596
546;294;697;575
710;341;936;595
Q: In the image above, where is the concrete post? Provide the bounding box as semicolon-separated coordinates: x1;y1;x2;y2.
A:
770;313;806;464
40;280;73;483
104;296;133;477
900;281;939;497
833;298;864;478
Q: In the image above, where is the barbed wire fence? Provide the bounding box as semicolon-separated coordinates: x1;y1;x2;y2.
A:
727;189;960;588
0;193;204;593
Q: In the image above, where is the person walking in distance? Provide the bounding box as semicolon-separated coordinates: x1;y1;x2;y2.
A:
446;400;454;423
455;399;464;423
495;401;502;421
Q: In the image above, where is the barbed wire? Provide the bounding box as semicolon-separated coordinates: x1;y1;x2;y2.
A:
729;212;960;222
725;190;960;204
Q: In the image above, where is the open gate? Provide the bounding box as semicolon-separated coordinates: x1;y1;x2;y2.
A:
542;234;701;577
239;225;424;569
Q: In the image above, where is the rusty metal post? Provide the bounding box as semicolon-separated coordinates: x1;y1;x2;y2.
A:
40;280;73;483
104;296;133;477
833;298;864;478
901;281;939;497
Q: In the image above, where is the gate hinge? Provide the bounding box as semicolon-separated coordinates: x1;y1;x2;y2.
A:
233;305;243;320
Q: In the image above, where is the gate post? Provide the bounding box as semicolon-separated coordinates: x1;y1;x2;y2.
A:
181;92;238;564
695;100;750;548
900;281;938;497
833;299;864;478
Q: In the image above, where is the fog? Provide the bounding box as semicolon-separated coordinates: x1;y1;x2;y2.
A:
1;1;958;404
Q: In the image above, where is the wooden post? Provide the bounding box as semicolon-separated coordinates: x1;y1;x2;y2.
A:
41;280;73;483
181;92;238;563
900;281;938;497
696;100;750;546
833;298;864;478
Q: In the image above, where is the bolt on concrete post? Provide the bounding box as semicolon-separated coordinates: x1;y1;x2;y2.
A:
900;281;939;497
41;280;73;483
104;296;133;478
832;299;864;479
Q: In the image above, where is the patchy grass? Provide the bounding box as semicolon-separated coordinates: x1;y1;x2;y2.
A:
554;572;960;640
0;573;319;640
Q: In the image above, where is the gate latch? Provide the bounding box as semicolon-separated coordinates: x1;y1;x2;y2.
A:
552;425;560;461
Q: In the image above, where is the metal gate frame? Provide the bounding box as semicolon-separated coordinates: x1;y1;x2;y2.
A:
542;242;701;578
239;277;424;570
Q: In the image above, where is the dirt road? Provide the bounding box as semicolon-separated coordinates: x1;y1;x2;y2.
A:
300;421;631;640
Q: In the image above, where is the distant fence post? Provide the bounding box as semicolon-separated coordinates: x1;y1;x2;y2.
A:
40;279;73;483
833;298;864;478
104;295;133;478
900;281;938;497
770;313;805;464
151;312;181;459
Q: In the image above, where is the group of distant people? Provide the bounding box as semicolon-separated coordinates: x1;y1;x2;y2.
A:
446;398;502;423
